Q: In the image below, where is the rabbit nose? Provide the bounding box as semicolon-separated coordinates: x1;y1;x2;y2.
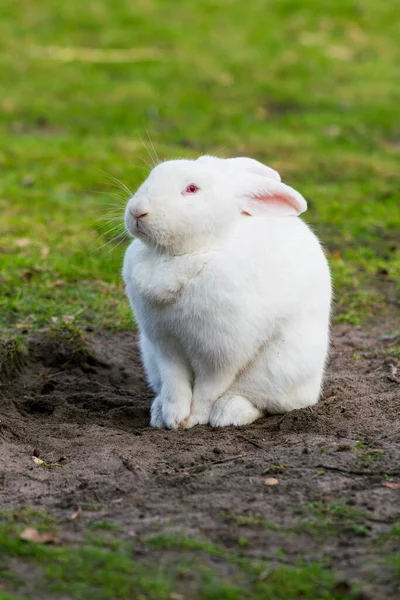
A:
130;208;148;221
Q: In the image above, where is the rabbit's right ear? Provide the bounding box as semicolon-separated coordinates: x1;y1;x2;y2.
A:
238;174;307;217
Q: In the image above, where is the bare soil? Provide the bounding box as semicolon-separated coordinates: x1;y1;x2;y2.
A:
1;320;399;598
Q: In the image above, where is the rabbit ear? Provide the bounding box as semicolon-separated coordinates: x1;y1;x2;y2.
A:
238;174;307;217
225;157;281;182
197;155;281;181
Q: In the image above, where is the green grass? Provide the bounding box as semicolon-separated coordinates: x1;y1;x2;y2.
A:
0;0;399;336
221;510;280;530
0;516;363;600
380;345;400;360
88;519;122;532
147;533;225;556
2;508;400;599
222;499;376;537
292;499;373;536
391;553;400;589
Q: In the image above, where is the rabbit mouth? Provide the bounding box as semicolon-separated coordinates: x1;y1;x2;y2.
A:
134;221;149;237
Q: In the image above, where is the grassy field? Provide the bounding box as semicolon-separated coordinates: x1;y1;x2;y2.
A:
0;0;399;598
0;0;399;337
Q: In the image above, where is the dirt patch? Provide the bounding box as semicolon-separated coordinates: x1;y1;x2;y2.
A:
1;320;399;597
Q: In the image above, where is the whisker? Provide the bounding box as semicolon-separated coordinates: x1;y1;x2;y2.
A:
100;223;126;237
101;229;125;240
108;234;130;253
101;171;133;197
94;209;125;218
96;204;125;212
95;205;125;212
139;133;156;167
90;190;127;203
102;184;130;200
93;207;125;220
138;156;152;170
145;126;160;165
107;177;133;198
95;211;124;220
96;231;129;252
213;147;228;157
95;205;125;214
95;218;123;228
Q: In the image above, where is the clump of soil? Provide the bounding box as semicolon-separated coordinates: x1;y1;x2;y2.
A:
0;336;27;380
30;322;90;368
0;319;399;598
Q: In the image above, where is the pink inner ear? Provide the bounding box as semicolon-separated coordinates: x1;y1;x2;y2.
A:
240;175;307;217
255;191;296;209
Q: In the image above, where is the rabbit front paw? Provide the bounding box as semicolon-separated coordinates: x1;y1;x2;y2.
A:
209;395;262;427
160;396;192;430
150;395;192;429
182;409;211;429
150;396;165;428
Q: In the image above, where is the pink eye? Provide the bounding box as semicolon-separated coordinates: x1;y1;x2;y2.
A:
183;184;199;195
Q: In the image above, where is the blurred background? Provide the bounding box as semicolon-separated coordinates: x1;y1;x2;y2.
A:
1;0;399;333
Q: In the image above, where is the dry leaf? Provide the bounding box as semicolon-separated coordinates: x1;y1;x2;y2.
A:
69;506;82;520
32;456;46;466
169;594;185;600
15;238;31;248
62;315;75;323
51;279;66;288
324;125;341;137
20;527;57;544
382;482;400;490
264;477;279;486
325;45;353;61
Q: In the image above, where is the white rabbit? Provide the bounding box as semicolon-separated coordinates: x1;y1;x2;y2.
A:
122;155;331;429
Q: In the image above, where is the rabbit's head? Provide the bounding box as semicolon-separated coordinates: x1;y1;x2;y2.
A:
125;156;307;254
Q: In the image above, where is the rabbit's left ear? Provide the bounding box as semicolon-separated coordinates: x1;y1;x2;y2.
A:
198;155;281;182
226;157;281;182
238;174;307;217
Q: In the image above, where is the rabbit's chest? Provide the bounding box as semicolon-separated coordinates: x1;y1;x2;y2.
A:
145;262;241;353
133;254;213;306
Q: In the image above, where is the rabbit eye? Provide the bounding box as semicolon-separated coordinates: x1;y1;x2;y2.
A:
183;184;199;195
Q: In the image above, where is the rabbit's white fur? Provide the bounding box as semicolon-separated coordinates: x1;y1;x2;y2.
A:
122;156;331;428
